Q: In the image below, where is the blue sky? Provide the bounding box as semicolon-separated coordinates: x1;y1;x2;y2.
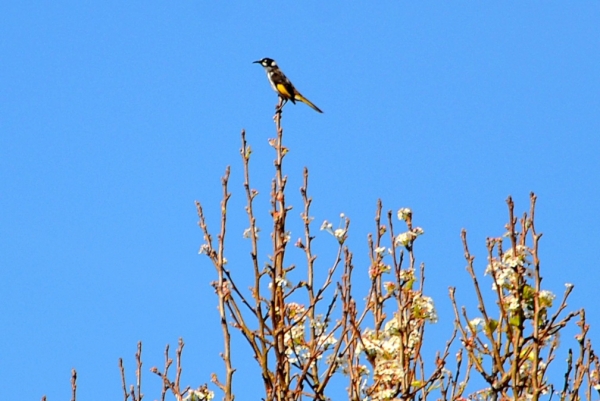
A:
1;3;599;400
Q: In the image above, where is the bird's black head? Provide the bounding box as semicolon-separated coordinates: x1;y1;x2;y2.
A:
253;58;276;68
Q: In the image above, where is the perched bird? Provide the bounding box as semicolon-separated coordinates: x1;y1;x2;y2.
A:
253;58;323;113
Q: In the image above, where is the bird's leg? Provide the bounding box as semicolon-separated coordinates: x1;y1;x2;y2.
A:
276;97;287;114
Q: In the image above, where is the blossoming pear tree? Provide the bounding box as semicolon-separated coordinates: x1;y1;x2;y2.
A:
54;100;599;401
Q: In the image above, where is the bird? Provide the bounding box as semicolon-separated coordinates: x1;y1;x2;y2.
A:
253;57;323;113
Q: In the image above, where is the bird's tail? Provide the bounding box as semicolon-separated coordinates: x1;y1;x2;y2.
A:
295;93;323;113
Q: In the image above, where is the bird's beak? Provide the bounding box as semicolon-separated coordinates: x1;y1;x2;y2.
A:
253;60;261;64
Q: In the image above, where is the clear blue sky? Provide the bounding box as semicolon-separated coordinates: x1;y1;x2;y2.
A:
1;3;599;400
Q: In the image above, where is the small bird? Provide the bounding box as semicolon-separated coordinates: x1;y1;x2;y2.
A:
253;57;323;113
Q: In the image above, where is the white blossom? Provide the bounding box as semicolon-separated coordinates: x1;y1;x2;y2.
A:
320;220;332;231
375;246;386;256
397;208;412;221
198;244;210;255
468;317;485;332
243;226;260;239
539;290;556;307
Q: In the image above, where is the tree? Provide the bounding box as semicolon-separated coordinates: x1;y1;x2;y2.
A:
50;101;600;401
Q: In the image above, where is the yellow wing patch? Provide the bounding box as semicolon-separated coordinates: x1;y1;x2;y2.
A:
276;83;292;99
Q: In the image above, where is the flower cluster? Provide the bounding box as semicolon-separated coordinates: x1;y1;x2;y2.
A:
283;303;337;365
359;326;406;401
397;208;412;222
320;213;348;244
394;227;424;248
358;299;437;400
485;243;556;321
183;386;214;401
368;260;391;280
368;246;391;279
394;208;424;249
412;294;438;323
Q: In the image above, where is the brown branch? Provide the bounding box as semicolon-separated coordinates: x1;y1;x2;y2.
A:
71;369;77;401
136;342;143;401
119;358;128;401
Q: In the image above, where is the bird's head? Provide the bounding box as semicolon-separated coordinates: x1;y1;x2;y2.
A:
253;58;276;68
